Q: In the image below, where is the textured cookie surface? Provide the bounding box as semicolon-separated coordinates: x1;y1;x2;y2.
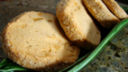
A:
103;0;128;20
56;0;101;48
83;0;120;28
2;11;80;71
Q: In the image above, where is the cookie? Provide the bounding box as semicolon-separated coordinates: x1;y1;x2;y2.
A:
2;11;80;71
56;0;101;48
83;0;120;28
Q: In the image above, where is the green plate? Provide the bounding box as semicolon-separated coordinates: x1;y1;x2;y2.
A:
1;19;128;72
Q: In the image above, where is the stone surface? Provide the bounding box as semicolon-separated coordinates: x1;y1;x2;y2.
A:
82;24;128;72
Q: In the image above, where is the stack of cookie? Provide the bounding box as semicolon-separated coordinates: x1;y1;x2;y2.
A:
1;0;127;72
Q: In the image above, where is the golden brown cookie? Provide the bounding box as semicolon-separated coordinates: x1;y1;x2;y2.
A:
102;0;128;20
56;0;101;48
83;0;120;28
2;11;80;71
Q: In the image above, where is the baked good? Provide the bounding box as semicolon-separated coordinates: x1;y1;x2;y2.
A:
83;0;120;28
102;0;128;20
2;11;80;71
56;0;101;48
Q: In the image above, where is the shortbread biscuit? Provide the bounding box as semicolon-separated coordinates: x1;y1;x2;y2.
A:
2;11;80;71
83;0;120;28
56;0;101;48
103;0;128;20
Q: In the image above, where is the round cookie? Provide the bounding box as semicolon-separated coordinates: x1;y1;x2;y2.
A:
83;0;120;28
2;11;80;71
103;0;128;20
56;0;101;48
